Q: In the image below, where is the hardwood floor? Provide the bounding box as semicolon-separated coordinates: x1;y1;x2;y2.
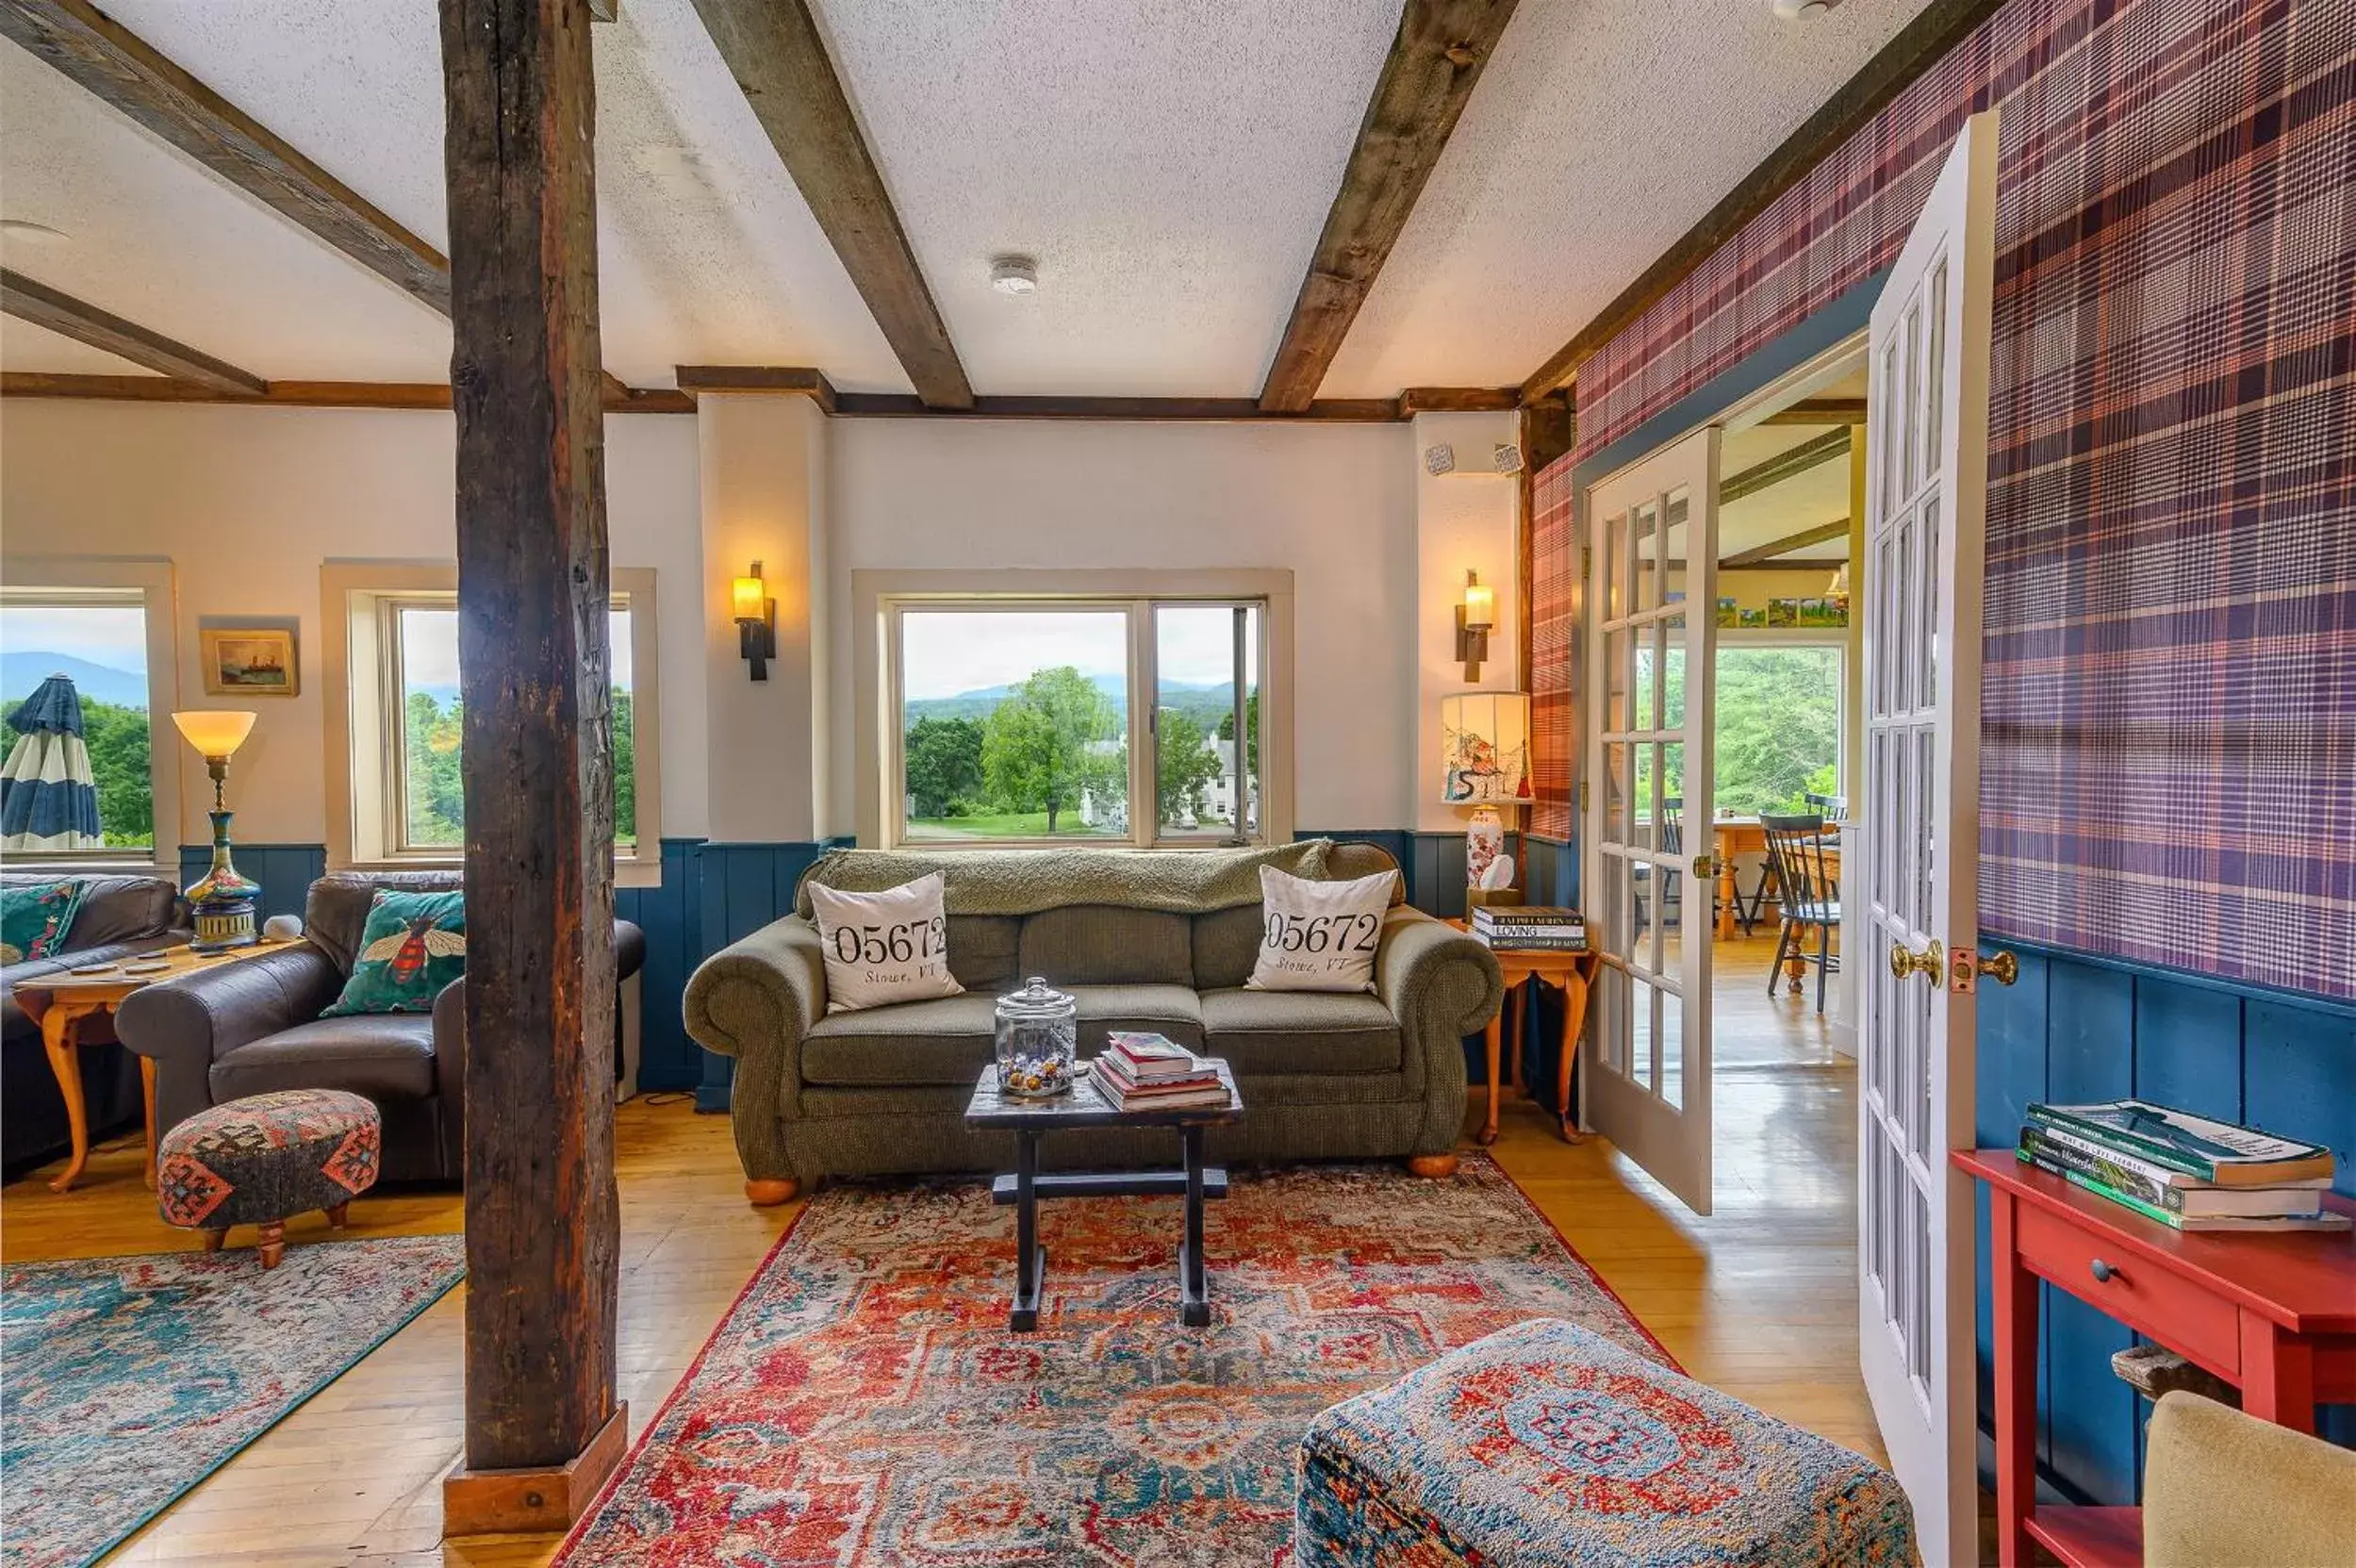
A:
3;937;1871;1564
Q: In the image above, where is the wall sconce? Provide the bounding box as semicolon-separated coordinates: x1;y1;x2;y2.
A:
1455;570;1494;682
732;563;777;682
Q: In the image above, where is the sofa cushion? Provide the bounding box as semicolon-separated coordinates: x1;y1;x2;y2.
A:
208;1015;438;1103
803;993;998;1086
0;879;85;964
1192;904;1264;992
946;915;1019;992
305;871;464;974
1199;987;1400;1076
322;889;468;1015
1018;906;1192;987
800;983;1206;1087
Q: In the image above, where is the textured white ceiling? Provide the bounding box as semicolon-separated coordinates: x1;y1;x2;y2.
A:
2;0;1929;398
5;0;909;389
809;0;1403;397
1322;0;1937;397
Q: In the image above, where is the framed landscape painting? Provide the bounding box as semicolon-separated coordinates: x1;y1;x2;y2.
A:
201;627;298;696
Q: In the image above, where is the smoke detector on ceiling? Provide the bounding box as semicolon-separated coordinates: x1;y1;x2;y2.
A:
990;255;1039;296
1771;0;1842;19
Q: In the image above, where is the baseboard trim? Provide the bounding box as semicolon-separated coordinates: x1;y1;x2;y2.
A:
441;1400;629;1538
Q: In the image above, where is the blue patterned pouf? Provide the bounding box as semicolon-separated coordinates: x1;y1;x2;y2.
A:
1294;1319;1919;1567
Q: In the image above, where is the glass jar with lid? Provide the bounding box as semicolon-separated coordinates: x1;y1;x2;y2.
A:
994;976;1078;1098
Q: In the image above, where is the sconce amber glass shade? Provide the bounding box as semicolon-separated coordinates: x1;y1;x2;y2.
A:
1461;577;1495;632
731;575;766;619
172;709;256;760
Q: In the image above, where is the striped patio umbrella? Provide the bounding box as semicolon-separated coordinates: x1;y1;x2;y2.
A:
2;674;103;852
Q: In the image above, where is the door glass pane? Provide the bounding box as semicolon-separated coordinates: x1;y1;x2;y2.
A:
1601;963;1627;1074
1632;499;1660;612
1926;260;1948;481
1658;739;1685;856
1662;989;1687;1110
1895;516;1915;714
1604;741;1629;845
1901;301;1921;500
1661;612;1687;730
899;609;1129;840
1656;862;1685;989
1629;972;1656;1090
1632;744;1656;850
1879;340;1900;520
1632;633;1656;735
1922;495;1941;707
1662;489;1689;609
1606;628;1631;732
1153;604;1259;840
1604;508;1626;620
1917;728;1936;927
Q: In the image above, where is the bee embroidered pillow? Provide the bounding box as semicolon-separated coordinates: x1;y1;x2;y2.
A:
323;889;468;1015
1246;866;1397;993
805;871;962;1013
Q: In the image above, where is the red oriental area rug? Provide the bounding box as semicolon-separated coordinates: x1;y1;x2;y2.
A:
557;1156;1671;1567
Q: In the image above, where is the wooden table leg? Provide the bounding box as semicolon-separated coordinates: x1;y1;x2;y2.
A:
2239;1313;2318;1434
1478;1014;1503;1146
1718;856;1738;939
1990;1192;2037;1567
1553;968;1590;1143
36;1001;92;1195
140;1055;159;1188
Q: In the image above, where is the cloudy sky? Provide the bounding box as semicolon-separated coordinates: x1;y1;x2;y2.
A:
900;606;1258;701
0;605;148;673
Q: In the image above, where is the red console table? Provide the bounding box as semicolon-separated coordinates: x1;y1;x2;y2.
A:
1956;1149;2356;1567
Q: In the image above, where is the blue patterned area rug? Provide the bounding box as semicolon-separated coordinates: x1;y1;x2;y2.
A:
1;1235;465;1568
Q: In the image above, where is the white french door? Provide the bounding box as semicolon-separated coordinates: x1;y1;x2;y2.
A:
1857;110;1998;1568
1581;427;1718;1215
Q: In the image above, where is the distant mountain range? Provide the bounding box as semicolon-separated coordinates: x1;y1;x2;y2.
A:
1;652;148;709
905;674;1242;730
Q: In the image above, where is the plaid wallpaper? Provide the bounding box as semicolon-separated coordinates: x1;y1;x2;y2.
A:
1530;0;2356;998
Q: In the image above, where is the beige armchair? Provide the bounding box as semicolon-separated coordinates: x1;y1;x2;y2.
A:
2142;1392;2356;1568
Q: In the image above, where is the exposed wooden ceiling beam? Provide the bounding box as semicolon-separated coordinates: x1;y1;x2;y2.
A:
1722;518;1852;567
1722;427;1850;504
1761;397;1868;425
0;0;449;312
685;0;971;410
674;364;837;412
1519;0;2010;401
1259;0;1519;413
0;371;695;414
674;366;1408;421
1399;386;1520;414
0;269;266;393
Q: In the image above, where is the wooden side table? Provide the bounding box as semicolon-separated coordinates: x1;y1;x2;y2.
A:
13;940;296;1194
1956;1148;2356;1567
1448;922;1600;1146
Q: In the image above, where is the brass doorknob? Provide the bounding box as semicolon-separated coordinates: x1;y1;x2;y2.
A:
1890;937;1945;985
1980;949;2018;986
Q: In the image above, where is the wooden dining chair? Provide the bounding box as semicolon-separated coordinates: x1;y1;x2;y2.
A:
1632;796;1685;932
1758;812;1839;1013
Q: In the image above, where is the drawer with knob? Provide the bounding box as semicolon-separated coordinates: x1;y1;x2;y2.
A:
2015;1202;2242;1381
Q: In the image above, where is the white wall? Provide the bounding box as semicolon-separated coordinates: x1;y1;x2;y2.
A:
0;400;709;846
1409;410;1521;835
825;417;1421;838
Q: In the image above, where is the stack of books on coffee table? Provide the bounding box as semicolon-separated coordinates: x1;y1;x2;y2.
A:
1091;1032;1232;1111
1471;906;1586;951
2017;1098;2345;1232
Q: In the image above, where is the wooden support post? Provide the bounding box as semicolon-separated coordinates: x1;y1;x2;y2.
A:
437;0;623;1538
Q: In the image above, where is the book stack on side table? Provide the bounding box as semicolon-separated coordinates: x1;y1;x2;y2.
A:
1090;1032;1233;1112
2018;1098;2345;1233
1471;906;1586;951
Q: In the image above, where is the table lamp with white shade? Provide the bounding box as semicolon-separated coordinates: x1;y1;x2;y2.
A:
1441;692;1532;894
173;709;262;951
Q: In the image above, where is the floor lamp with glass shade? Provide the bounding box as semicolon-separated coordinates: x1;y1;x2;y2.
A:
173;710;261;951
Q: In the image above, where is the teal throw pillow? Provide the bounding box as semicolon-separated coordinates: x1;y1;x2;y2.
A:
323;889;468;1015
0;880;86;966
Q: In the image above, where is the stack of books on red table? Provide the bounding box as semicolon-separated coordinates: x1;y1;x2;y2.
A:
2017;1098;2346;1233
1091;1032;1229;1111
1471;906;1586;951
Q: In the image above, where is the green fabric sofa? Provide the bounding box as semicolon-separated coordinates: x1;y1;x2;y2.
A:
684;841;1504;1202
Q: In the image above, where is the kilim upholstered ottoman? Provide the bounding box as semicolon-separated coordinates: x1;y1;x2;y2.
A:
155;1089;383;1269
1295;1319;1919;1567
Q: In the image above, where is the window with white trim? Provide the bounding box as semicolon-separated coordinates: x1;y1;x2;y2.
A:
875;584;1289;850
326;564;660;878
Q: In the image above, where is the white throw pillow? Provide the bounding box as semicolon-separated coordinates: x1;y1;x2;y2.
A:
806;871;964;1013
1245;866;1397;993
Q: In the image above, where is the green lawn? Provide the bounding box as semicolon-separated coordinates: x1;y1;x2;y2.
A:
905;812;1121;840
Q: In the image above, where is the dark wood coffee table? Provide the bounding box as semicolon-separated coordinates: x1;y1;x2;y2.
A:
964;1057;1244;1331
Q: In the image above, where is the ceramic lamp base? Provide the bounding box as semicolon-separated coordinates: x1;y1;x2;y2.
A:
1464;806;1507;889
189;898;259;952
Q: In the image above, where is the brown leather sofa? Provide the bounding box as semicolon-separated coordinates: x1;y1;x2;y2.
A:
1;869;188;1179
116;871;645;1184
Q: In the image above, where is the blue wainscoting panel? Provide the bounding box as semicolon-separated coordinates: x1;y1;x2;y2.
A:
690;841;835;1112
1521;835;1580;911
1972;933;2356;1504
176;843;327;922
613;838;703;1093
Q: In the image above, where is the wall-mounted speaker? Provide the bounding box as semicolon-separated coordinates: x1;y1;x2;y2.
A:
1424;443;1456;476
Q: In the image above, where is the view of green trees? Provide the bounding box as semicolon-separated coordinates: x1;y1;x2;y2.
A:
0;697;152;847
1713;648;1840;815
904;665;1237;839
401;688;635;847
